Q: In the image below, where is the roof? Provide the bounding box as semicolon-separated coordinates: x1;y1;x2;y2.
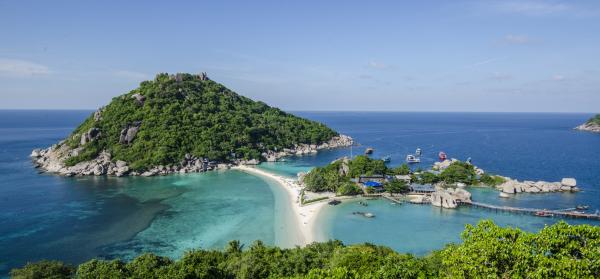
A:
364;181;383;187
410;184;435;192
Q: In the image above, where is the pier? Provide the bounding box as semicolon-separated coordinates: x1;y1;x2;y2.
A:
460;201;600;220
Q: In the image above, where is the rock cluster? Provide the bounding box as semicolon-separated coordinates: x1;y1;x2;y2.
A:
131;94;146;106
497;177;579;194
575;122;600;133
261;135;353;162
31;134;353;177
431;187;472;209
80;128;101;145
119;122;141;144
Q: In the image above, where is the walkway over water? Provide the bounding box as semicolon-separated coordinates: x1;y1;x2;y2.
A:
460;201;600;220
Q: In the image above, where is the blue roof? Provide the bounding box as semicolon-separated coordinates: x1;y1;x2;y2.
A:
364;181;383;187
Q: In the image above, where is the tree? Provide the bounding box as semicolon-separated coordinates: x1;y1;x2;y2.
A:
10;260;74;279
390;164;410;175
384;180;409;194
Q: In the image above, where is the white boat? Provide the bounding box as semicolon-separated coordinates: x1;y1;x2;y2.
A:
406;154;421;164
415;148;422;156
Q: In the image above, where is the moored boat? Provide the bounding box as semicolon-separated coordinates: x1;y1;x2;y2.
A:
415;148;422;156
406;154;421;164
365;147;374;155
576;205;590;210
382;155;391;162
328;199;341;205
535;211;554;217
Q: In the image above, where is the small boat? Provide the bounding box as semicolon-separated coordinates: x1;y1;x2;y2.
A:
535;211;554;217
352;211;375;218
415;148;422;156
576;205;589;210
358;201;368;206
328;199;341;206
406;154;421;164
365;147;374;155
466;157;472;164
438;151;447;161
381;155;391;162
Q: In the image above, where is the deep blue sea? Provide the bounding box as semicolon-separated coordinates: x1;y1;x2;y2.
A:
1;110;599;275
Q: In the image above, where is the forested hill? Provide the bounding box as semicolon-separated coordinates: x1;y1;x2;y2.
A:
58;73;338;170
588;114;600;125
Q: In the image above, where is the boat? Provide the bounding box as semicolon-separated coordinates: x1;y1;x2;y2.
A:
576;205;590;210
381;155;391;162
415;148;422;156
352;211;375;218
406;154;421;164
535;211;554;217
438;151;447;161
328;199;341;206
358;201;368;206
365;147;374;155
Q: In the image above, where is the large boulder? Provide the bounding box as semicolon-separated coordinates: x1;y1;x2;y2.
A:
431;190;458;209
561;178;577;187
501;183;516;194
80;128;101;145
119;122;141;144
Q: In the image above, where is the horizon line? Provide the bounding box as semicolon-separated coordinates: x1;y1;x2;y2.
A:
0;108;595;114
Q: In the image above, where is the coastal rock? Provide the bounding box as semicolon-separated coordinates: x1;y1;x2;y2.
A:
561;178;577;187
93;107;104;121
297;172;307;184
575;122;600;133
431;190;458;209
499;192;511;198
501;183;516;194
30;149;42;158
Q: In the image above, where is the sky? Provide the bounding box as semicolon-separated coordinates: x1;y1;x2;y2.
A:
0;0;599;112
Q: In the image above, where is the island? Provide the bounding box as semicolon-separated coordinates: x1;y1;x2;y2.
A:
575;114;600;133
30;73;352;177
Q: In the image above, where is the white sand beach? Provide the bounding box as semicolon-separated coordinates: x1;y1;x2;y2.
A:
233;165;328;246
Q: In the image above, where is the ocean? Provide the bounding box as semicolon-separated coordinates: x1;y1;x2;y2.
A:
1;110;599;275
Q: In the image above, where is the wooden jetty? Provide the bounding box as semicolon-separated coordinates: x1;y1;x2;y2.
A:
460;201;600;221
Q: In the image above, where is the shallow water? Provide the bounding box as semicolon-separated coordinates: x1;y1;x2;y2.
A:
1;110;599;274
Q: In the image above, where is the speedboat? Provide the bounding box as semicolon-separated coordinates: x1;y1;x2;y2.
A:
381;155;391;162
576;205;590;210
406;154;421;164
328;199;341;206
415;148;422;156
365;147;374;155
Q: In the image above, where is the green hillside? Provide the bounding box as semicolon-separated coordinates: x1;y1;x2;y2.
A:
63;73;337;170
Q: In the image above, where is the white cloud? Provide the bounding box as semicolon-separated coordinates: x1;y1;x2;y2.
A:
495;1;570;16
113;70;150;80
504;34;533;45
0;58;50;77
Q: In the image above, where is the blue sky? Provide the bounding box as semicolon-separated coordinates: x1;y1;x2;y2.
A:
1;0;599;112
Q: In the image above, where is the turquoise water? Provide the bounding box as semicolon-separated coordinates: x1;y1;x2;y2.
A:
1;110;600;275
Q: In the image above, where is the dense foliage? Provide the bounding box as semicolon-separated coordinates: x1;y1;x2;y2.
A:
587;114;600;125
12;221;600;278
410;161;505;187
63;73;338;170
303;155;410;193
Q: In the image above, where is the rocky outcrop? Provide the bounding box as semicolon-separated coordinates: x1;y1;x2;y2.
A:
261;135;353;162
497;177;579;195
431;187;471;209
119;122;141;144
93;107;104;122
575;122;600;133
31;134;353;177
80;128;101;145
131;94;146;106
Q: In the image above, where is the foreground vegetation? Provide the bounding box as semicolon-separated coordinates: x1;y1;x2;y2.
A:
64;73;338;170
11;220;600;278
